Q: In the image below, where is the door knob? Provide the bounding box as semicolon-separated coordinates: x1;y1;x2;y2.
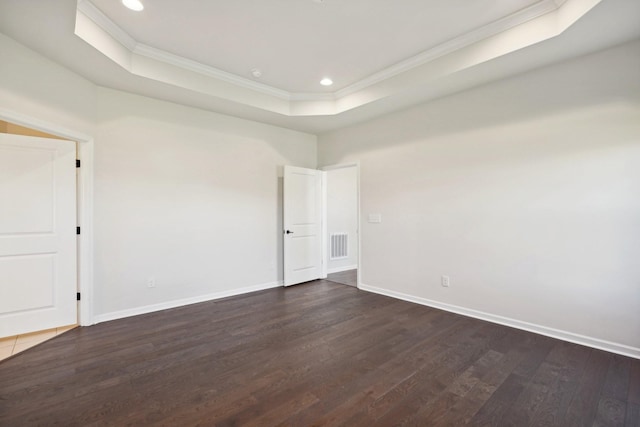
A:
285;230;294;234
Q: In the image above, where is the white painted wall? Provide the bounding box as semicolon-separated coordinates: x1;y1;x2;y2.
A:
2;29;639;356
0;34;95;134
326;167;358;273
0;33;98;327
318;40;640;356
94;88;316;317
0;34;318;322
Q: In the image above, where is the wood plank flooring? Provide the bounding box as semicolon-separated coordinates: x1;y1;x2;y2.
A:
0;280;638;426
326;269;357;287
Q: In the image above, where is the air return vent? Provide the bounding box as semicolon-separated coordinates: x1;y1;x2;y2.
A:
330;233;348;260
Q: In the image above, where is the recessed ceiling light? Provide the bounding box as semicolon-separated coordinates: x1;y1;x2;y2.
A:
122;0;144;11
320;78;333;86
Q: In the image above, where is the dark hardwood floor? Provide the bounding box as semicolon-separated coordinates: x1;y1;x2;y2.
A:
0;281;638;426
326;269;357;287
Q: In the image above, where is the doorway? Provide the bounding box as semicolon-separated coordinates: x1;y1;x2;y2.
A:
323;163;359;288
0;120;80;360
0;111;94;331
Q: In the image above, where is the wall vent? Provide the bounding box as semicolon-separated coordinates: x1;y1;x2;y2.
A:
330;233;348;260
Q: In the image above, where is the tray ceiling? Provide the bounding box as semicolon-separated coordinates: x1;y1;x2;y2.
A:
0;0;639;133
87;0;544;94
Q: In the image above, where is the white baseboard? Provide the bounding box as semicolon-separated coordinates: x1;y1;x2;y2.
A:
94;281;283;324
359;283;640;360
327;264;358;274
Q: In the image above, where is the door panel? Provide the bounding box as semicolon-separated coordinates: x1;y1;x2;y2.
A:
283;166;323;286
0;133;77;337
0;254;55;313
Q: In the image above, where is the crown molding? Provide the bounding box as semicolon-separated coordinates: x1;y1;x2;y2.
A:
74;0;602;118
289;92;336;102
77;0;137;51
78;0;291;100
335;0;566;98
76;0;569;103
132;44;292;101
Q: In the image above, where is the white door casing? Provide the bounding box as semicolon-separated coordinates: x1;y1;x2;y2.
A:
283;166;323;286
0;133;77;337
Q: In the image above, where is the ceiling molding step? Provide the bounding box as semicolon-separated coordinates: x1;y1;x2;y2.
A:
133;44;292;101
77;0;569;104
334;0;563;99
129;53;294;115
77;0;137;51
78;0;291;101
289;93;337;102
75;8;134;70
73;0;606;118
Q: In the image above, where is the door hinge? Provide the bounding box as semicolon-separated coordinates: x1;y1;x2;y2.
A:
76;226;81;235
76;159;81;168
76;292;81;301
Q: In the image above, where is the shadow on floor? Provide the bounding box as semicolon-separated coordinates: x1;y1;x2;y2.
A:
325;269;357;287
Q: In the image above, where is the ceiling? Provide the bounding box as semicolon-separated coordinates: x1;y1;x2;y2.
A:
0;0;639;134
88;0;541;94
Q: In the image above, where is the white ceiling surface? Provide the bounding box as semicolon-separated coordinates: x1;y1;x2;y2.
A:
88;0;540;94
0;0;639;134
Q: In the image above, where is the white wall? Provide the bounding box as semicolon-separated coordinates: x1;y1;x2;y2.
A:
94;88;316;317
326;167;358;273
318;40;640;356
0;34;95;134
0;33;318;322
2;29;639;356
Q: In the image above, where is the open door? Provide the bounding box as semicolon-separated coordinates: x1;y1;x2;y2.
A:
0;133;77;337
283;166;323;286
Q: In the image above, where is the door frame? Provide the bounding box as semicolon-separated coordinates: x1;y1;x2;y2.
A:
0;108;95;326
321;162;361;289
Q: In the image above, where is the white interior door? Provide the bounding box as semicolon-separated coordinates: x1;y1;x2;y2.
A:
283;166;323;286
0;133;77;337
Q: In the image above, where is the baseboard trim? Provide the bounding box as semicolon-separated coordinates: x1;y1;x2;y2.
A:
359;283;640;360
94;281;283;324
327;264;358;274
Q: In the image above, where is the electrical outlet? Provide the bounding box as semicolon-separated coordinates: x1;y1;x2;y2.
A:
441;275;450;287
147;278;156;288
